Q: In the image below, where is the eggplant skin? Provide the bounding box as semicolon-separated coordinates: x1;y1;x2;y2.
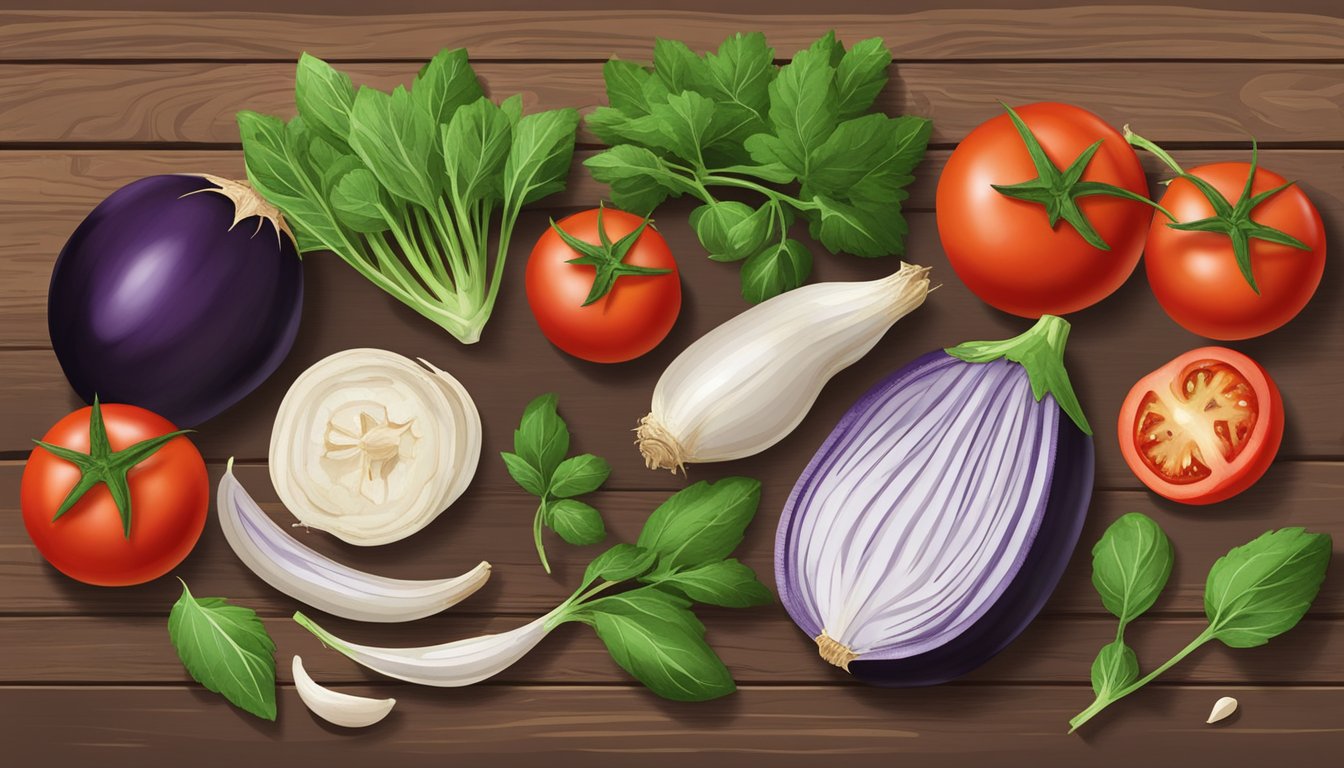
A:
849;403;1095;687
48;175;302;427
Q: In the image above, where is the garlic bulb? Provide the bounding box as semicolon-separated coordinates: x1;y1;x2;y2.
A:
637;263;931;472
270;349;481;546
292;655;396;728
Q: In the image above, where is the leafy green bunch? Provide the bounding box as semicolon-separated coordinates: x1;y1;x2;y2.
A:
1073;513;1331;731
238;50;580;344
584;32;932;302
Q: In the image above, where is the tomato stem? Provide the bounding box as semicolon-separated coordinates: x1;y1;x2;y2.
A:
549;203;671;306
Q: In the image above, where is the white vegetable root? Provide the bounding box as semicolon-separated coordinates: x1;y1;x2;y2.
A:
292;655;396;728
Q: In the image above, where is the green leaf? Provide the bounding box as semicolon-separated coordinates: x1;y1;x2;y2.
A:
412;47;484;129
648;559;774;608
764;42;838;178
584;144;697;215
740;239;812;303
503;108;580;206
549;454;612;498
653;38;709;94
1089;640;1139;699
168;581;277;721
294;53;354;149
808;194;904;257
348;85;438;208
689;201;769;262
578;588;736;701
704;32;772;120
499;93;524;126
650;90;716;166
637;477;761;575
714;162;796;184
501;451;547;496
1091;512;1174;627
584;543;659;585
513;393;569;483
238;111;348;255
547;498;607;546
807;114;931;204
1205;528;1332;648
443;96;512;205
602;58;658;116
330;167;392;233
806;30;846;67
833;37;891;119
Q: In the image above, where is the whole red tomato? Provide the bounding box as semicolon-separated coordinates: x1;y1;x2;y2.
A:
1117;347;1282;505
937;103;1154;317
526;207;680;363
21;402;208;586
1145;162;1325;340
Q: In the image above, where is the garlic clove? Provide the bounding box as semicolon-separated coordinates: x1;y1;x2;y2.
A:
1206;696;1238;724
292;655;396;728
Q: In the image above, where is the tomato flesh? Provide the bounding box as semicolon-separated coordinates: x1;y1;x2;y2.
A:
1118;348;1281;505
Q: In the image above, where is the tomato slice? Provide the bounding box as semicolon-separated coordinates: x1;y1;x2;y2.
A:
1118;347;1282;504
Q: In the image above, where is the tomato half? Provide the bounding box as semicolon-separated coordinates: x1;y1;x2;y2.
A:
526;207;681;363
937;103;1153;318
21;403;208;586
1145;162;1326;340
1117;348;1282;504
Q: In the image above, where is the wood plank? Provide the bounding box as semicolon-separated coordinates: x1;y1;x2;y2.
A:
2;7;1343;61
2;462;1341;616
3;61;1341;146
1;684;1341;766
2;614;1338;685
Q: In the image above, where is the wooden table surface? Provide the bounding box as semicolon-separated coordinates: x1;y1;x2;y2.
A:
2;2;1341;765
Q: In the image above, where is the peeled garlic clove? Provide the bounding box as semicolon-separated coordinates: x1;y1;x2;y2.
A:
293;655;396;728
1207;696;1238;724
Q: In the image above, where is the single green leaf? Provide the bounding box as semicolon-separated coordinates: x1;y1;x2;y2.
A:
503;108;580;206
412;48;484;130
765;43;838;178
547;498;607;546
1091;512;1174;627
1089;640;1139;699
807;114;931;204
501;451;547;497
348;85;438;208
653;38;709;94
808;194;905;257
168;581;277;721
650;90;717;166
807;30;846;67
584;543;659;585
549;454;612;498
294;53;355;150
833;37;891;119
499;93;524;126
443;96;512;205
700;32;772;154
603;58;657;116
1205;528;1332;648
713;162;796;184
740;238;812;303
237;111;349;255
637;477;761;574
513;393;569;483
648;559;774;608
584;145;697;215
330;167;392;233
578;588;736;701
689;201;769;262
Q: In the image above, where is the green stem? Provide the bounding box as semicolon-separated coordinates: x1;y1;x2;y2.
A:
431;197;473;295
533;498;551;575
1123;126;1187;177
701;173;816;210
1068;628;1214;733
367;231;434;303
411;206;454;289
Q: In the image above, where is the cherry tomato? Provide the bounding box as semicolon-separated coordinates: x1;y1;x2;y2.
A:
526;207;680;363
21;403;208;586
937;103;1153;317
1117;347;1282;505
1145;162;1325;340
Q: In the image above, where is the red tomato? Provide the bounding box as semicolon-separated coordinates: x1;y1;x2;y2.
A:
526;208;680;363
1145;163;1326;340
1117;348;1282;505
937;103;1153;317
21;403;208;586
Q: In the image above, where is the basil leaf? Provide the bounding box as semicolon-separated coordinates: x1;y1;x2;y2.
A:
348;85;437;208
503;108;580;207
294;53;354;150
1091;512;1173;627
648;558;774;608
1089;640;1138;699
237;111;348;255
412;47;484;130
500;451;546;496
653;38;709;94
834;37;891;119
1205;528;1332;648
168;581;277;721
585;144;696;215
765;41;838;178
513;393;569;483
585;543;659;584
741;238;812;303
547;498;607;546
443;96;512;206
549;454;611;498
579;588;735;701
637;477;761;574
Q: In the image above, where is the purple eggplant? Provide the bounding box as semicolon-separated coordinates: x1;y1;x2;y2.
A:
48;174;302;426
774;315;1094;686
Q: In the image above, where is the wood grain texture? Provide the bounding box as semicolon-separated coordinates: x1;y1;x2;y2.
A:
1;685;1341;767
3;462;1342;616
3;61;1342;146
2;7;1343;61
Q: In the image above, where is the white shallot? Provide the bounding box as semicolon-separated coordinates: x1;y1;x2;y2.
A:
637;262;931;472
292;655;396;728
270;348;481;546
219;459;490;623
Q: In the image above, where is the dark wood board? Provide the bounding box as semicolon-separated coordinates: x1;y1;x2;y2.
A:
2;2;1342;765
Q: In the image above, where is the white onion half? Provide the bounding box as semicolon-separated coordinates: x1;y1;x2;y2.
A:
270;349;481;546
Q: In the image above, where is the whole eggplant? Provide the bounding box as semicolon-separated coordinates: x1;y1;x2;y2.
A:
48;174;303;426
774;315;1094;686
